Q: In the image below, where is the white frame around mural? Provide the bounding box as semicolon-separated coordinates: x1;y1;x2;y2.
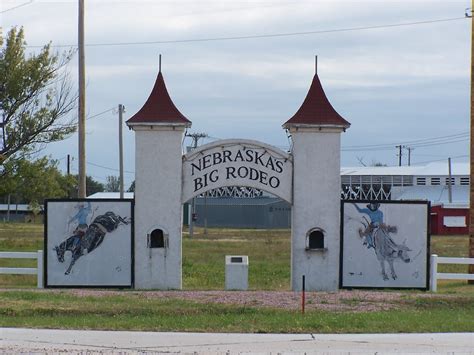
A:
44;199;134;288
340;200;430;290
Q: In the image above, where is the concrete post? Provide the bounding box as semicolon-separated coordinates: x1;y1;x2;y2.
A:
430;254;438;292
37;250;44;289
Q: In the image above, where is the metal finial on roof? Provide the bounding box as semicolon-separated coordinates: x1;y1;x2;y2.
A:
315;55;318;74
282;55;350;129
159;54;162;73
126;55;191;126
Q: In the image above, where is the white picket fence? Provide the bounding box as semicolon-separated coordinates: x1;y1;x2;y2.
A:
430;254;474;292
0;251;44;288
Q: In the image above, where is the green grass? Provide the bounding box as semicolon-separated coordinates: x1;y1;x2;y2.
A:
0;222;43;287
0;290;473;333
0;222;43;251
430;235;470;274
1;223;474;333
1;223;473;292
183;228;290;290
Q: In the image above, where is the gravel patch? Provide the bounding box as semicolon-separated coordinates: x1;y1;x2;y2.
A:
4;288;452;312
59;289;412;312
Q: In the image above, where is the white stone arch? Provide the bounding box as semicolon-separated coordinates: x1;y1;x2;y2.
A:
182;139;293;203
127;64;349;292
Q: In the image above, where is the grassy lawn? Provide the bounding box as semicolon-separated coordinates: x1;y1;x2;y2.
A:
183;228;290;290
0;290;473;333
1;223;470;291
0;222;43;288
0;222;473;333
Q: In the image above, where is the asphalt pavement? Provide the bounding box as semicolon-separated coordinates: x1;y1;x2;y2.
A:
1;328;473;354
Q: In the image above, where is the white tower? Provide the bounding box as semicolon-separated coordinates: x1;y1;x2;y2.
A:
127;66;191;289
284;63;350;291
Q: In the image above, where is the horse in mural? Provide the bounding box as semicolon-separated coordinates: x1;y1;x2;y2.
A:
359;222;411;281
54;211;131;275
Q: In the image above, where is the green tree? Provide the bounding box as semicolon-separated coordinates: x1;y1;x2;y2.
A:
105;175;120;192
70;175;105;197
0;27;76;173
86;176;105;196
0;157;74;206
0;159;18;202
16;157;74;205
127;180;135;192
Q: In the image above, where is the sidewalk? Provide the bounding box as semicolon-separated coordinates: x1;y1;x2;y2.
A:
1;328;473;354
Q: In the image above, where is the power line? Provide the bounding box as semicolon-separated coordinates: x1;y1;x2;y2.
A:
186;132;209;149
23;16;467;49
409;137;469;148
87;161;135;174
410;154;469;166
0;0;34;14
69;167;108;182
343;131;468;149
86;107;115;121
342;139;468;152
342;131;469;151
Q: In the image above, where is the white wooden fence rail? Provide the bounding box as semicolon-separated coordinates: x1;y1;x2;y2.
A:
0;251;43;288
430;254;474;292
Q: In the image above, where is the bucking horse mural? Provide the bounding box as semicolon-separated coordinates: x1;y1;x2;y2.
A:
353;202;412;281
54;204;131;275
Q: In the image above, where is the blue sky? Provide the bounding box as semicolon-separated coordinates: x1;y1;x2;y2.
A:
2;0;471;189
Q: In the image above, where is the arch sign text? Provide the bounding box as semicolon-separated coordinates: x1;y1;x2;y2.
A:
182;139;293;203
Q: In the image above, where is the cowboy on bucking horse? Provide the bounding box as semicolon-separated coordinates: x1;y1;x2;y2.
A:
353;202;384;249
67;201;92;250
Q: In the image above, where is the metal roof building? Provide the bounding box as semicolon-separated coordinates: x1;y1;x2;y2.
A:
88;161;470;206
341;162;469;204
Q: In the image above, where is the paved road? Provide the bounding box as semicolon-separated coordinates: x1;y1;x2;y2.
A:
1;328;473;354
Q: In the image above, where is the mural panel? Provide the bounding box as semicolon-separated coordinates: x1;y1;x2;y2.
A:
45;199;133;287
341;200;429;289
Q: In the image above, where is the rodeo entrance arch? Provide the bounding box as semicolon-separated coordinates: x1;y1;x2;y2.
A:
126;63;350;291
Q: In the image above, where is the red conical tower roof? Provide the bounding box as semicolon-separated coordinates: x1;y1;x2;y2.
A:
127;70;191;126
283;72;350;129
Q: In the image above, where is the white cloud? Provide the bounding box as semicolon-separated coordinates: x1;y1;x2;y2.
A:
2;0;470;176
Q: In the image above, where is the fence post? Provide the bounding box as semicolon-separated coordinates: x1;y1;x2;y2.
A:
301;275;305;315
430;254;438;292
37;250;44;289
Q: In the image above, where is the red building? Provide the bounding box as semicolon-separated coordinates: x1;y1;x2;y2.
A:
430;204;468;235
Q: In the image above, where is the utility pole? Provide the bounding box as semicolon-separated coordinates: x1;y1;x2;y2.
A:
448;158;453;204
6;193;10;222
405;146;414;166
186;132;208;237
396;145;403;166
67;154;71;198
78;0;86;198
67;154;71;176
468;1;474;280
118;104;125;199
204;191;208;237
187;132;208;149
